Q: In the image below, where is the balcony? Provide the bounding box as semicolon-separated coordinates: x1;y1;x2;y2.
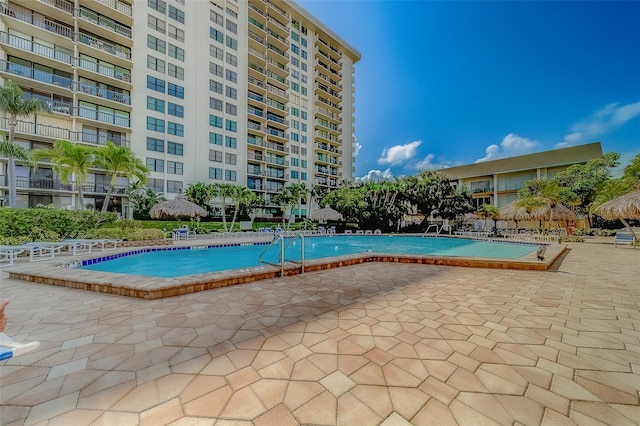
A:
267;0;289;19
78;57;131;84
266;84;288;101
0;118;130;147
78;32;131;61
0;31;74;66
78;7;132;39
266;113;288;126
248;106;264;118
267;43;289;60
248;30;266;46
1;3;74;41
1;60;73;90
77;106;130;128
77;83;131;105
95;0;132;17
248;75;265;90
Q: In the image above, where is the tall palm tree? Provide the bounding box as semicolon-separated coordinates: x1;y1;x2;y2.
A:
215;183;236;231
94;141;148;213
273;187;295;229
476;203;499;232
31;140;96;210
228;186;256;232
288;182;307;219
0;81;50;207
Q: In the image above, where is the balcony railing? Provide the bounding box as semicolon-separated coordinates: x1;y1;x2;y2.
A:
78;57;131;83
267;0;289;18
248;75;265;89
1;3;75;40
0;32;74;65
0;118;130;146
95;0;132;17
6;176;126;194
77;83;131;105
248;91;264;103
79;7;132;38
77;106;130;127
1;60;73;89
78;32;131;60
40;0;74;15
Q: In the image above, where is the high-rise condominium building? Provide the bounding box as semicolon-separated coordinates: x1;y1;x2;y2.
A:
0;0;360;217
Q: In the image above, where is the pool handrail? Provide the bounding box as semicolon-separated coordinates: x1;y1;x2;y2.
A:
258;234;285;276
284;232;305;274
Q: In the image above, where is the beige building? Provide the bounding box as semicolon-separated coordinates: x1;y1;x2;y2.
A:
0;0;360;216
436;142;603;210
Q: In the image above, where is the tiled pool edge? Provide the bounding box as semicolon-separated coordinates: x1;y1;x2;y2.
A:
7;243;567;300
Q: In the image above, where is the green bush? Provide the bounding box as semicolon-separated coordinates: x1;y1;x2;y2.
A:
0;207;117;239
82;228;164;241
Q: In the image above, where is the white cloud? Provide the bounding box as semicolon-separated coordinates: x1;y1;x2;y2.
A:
413;154;457;171
356;168;394;183
557;101;640;148
475;133;539;162
354;142;362;156
378;140;422;166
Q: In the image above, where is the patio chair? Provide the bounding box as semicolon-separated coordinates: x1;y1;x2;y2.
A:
614;230;636;248
0;332;40;361
0;246;25;267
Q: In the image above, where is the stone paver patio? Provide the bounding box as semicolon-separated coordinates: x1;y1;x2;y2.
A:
1;241;639;425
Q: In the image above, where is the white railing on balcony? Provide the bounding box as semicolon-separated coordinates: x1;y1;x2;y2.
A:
1;3;74;40
266;84;287;99
78;33;131;60
96;0;132;16
248;30;266;46
79;7;132;38
249;47;266;61
248;75;265;89
77;83;131;105
78;57;131;83
77;106;130;127
0;32;74;65
266;98;287;112
2;60;73;89
41;0;74;15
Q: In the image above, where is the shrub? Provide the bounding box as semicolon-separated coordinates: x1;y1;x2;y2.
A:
0;208;117;239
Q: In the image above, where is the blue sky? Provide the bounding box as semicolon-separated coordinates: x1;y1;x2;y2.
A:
296;0;640;180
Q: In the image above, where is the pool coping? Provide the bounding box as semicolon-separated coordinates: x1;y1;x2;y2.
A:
6;235;567;300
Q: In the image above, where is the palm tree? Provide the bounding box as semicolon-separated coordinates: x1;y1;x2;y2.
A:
215;183;236;231
515;179;577;233
94;141;148;213
0;81;50;207
476;203;499;232
228;186;256;232
273;187;295;229
288;182;307;220
31;140;96;210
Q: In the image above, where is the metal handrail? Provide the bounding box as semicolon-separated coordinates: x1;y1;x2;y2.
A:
258;234;284;275
284;232;305;273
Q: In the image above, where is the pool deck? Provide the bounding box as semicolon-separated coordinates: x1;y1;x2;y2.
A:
4;235;566;300
1;239;639;425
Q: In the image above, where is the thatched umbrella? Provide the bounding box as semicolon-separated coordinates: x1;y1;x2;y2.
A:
149;192;208;219
594;190;640;243
310;205;344;222
528;204;574;221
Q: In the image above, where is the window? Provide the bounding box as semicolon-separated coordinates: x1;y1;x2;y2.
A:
301;74;307;84
225;170;237;182
210;97;223;111
291;70;299;80
292;57;299;67
168;44;184;61
147;137;164;152
210;80;223;94
301;148;307;156
148;15;166;33
301;135;307;144
291;107;299;117
301;63;307;72
291;120;299;129
226;36;238;51
291;44;299;54
167;122;184;137
147;76;165;93
146;157;164;172
210;114;223;128
290;132;299;141
301;123;307;132
291;32;299;42
301;172;307;181
226;52;237;67
210;10;223;26
210;62;223;78
149;0;166;13
209;150;222;162
225;120;237;132
209;167;222;180
168;141;183;155
291;82;299;92
146;117;165;132
147;178;164;192
226;7;237;18
301;50;307;60
168;24;184;42
225;69;237;83
210;45;223;60
168;102;184;117
147;96;165;112
147;55;165;73
167;161;183;175
168;83;184;98
168;63;184;80
225;86;237;99
225;103;237;116
291;170;299;179
301;160;307;168
291;145;299;154
301;37;307;47
225;136;237;148
210;28;223;43
168;5;184;23
291;158;299;167
209;132;222;145
301;86;307;96
301;111;307;120
226;20;237;34
167;180;183;194
147;35;166;53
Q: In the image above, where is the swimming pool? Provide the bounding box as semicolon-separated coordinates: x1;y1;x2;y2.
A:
79;235;540;278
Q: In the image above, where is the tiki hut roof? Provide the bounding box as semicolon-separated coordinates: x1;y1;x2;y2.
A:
498;201;573;221
310;205;344;222
149;192;208;219
594;190;640;220
528;203;574;221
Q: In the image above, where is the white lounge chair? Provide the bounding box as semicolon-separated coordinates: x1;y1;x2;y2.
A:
0;246;25;267
20;242;64;261
614;230;636;248
0;332;40;360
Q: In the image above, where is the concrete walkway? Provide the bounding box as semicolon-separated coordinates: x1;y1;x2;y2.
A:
0;242;638;425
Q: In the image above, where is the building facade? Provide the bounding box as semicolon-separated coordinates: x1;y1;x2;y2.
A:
436;142;604;210
0;0;360;216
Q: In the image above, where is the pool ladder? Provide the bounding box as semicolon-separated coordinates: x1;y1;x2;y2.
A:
258;232;305;276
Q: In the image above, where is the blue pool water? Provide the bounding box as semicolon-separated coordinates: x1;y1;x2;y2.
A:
79;235;539;278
